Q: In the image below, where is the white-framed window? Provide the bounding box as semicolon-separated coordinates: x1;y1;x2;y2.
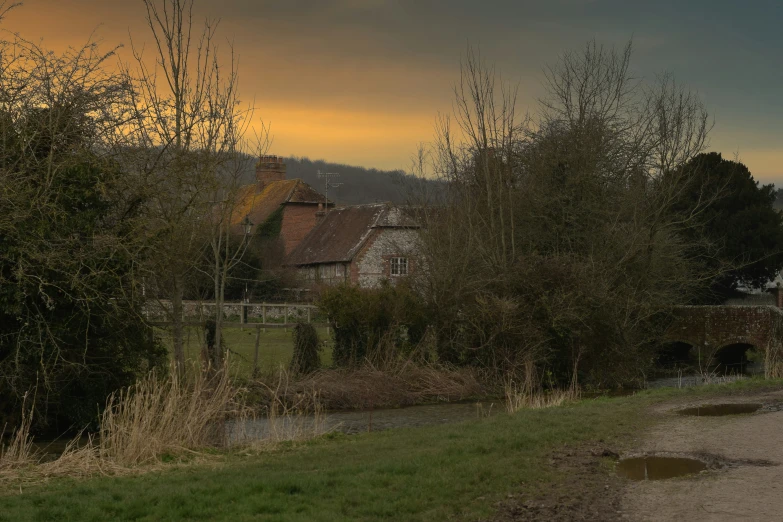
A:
390;257;408;276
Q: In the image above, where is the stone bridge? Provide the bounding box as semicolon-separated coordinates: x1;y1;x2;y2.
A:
665;305;783;376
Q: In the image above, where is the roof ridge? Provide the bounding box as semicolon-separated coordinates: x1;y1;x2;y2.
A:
285;203;385;266
347;205;386;259
282;178;299;203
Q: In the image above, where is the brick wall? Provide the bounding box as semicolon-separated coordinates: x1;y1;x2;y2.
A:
665;305;783;357
281;204;320;255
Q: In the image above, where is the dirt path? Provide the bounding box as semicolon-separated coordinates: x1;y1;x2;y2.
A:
621;390;783;521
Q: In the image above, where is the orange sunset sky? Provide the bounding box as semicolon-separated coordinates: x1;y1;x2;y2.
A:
7;0;783;184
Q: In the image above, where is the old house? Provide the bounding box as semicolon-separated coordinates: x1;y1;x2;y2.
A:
231;155;330;259
285;203;421;288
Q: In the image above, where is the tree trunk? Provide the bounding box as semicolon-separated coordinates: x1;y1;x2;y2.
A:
213;251;223;368
171;274;185;374
215;278;226;368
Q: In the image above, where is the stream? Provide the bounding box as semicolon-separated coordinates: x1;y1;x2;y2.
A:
33;365;765;451
231;365;765;442
229;400;503;442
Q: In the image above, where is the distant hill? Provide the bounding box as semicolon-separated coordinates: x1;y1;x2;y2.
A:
238;155;424;205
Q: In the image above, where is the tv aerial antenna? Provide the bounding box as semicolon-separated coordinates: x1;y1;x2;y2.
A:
317;170;343;213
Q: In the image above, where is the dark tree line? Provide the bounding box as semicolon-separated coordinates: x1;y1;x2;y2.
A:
234;153;441;206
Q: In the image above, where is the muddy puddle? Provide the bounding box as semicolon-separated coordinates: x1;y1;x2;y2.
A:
677;403;762;417
616;456;707;481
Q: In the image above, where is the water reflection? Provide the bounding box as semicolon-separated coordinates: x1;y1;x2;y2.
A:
617;457;706;481
677;403;762;417
645;359;764;389
232;401;502;441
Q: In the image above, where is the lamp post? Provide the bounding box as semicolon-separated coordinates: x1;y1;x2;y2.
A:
241;215;253;237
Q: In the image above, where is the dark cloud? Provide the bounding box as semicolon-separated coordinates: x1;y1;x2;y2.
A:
8;0;783;179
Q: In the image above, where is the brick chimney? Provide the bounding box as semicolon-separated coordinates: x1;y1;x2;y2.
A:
256;155;286;191
315;202;326;221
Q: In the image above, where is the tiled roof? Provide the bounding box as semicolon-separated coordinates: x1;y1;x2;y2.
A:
231;179;327;230
285;203;419;266
288;181;326;204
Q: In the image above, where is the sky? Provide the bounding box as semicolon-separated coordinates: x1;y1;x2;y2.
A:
7;0;783;183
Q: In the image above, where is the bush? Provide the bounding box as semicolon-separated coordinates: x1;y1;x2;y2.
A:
0;162;168;433
290;322;321;375
204;319;228;365
0;40;170;433
318;281;430;367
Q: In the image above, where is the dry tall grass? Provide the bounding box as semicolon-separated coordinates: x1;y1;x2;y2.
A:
248;383;327;446
254;360;485;411
503;362;580;413
0;362;249;483
504;385;579;413
0;395;36;471
94;364;244;466
765;344;783;379
0;359;337;485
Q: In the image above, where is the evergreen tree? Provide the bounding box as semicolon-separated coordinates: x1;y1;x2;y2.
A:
677;152;783;295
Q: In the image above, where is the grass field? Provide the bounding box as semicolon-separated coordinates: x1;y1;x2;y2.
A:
2;379;779;521
157;326;334;377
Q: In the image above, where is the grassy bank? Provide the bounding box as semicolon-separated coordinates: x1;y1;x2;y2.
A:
3;380;780;521
157;326;334;377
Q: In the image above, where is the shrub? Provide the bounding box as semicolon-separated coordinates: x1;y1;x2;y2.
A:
318;281;430;367
290;322;321;375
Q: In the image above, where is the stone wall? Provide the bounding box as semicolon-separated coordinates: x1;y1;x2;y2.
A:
352;228;420;288
666;305;783;376
145;301;316;322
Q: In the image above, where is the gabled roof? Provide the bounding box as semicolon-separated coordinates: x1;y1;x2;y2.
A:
285;203;419;266
231;179;327;229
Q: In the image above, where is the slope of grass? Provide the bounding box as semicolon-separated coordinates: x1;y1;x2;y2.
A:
2;380;780;521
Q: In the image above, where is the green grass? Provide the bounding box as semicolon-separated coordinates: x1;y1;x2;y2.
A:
157;326;334;377
4;379;779;521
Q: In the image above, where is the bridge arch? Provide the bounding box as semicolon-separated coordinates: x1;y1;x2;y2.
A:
665;305;783;377
712;342;760;374
656;341;695;370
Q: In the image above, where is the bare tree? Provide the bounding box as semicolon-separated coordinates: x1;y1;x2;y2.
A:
126;0;261;371
414;41;719;386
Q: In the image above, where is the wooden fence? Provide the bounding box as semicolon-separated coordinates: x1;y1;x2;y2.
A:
148;302;330;376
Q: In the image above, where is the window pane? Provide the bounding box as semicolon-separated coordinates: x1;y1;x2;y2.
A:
390;257;407;276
